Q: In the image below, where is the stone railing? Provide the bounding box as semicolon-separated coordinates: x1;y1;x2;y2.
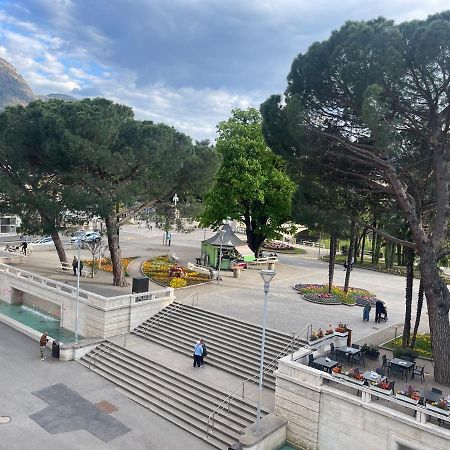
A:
0;263;175;339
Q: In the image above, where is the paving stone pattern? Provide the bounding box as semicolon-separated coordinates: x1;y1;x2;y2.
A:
30;383;131;442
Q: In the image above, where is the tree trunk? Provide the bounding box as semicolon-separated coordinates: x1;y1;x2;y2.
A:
371;221;377;264
402;247;414;347
105;215;126;286
374;232;382;265
50;231;68;263
328;233;337;293
244;216;266;257
390;243;396;269
410;279;424;349
344;220;356;293
360;229;367;264
396;244;402;266
420;247;450;385
384;241;391;268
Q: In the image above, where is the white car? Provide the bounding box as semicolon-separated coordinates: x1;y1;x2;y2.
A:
70;231;102;245
28;236;55;251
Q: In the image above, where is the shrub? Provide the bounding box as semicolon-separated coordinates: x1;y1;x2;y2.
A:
393;347;418;361
361;344;380;358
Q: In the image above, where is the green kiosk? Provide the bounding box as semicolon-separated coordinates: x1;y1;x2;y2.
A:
201;224;255;270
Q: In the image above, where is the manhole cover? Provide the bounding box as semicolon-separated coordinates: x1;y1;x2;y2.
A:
0;416;11;424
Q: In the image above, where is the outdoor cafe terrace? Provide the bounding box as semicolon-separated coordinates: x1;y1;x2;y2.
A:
293;332;450;432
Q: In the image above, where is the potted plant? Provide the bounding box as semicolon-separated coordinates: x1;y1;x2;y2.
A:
396;385;421;405
361;344;380;360
425;399;450;416
334;322;349;337
325;325;334;335
369;380;393;396
308;328;326;343
340;369;365;385
331;366;342;378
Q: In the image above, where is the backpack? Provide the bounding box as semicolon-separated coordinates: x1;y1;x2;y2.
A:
202;344;208;357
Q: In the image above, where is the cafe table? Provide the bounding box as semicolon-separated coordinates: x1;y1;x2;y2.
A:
313;356;339;374
389;358;415;382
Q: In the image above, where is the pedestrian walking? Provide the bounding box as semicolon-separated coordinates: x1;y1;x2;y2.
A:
162;233;166;245
167;232;172;246
193;339;204;368
72;256;78;275
40;332;48;360
200;339;207;366
20;241;28;255
363;303;371;321
375;300;384;323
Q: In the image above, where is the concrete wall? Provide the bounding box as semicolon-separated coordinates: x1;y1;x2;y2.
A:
275;356;450;450
0;264;175;339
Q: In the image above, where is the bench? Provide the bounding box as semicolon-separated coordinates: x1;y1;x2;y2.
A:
58;262;90;277
248;257;269;267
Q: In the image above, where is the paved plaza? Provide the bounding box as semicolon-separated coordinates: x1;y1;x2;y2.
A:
4;225;428;345
0;225;434;449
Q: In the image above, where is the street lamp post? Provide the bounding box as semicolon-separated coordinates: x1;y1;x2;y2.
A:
75;239;81;345
216;229;226;284
255;269;276;436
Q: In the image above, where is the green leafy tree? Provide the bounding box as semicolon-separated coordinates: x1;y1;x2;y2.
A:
59;99;219;286
0;100;91;263
262;13;450;384
200;108;295;256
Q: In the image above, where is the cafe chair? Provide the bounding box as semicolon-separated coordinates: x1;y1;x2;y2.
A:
308;354;316;368
381;354;390;369
389;363;404;380
412;365;425;383
329;343;336;358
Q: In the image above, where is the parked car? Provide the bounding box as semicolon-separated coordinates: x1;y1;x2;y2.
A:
28;236;55;248
70;231;102;245
28;236;55;252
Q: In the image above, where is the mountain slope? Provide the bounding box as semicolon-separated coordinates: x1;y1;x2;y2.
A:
0;58;35;109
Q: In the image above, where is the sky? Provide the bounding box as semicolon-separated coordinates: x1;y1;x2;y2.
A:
0;0;448;141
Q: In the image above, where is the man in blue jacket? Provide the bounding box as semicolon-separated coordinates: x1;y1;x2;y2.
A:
193;339;204;368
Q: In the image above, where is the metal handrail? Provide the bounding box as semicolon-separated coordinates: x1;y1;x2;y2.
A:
206;323;311;438
138;292;198;334
88;332;128;371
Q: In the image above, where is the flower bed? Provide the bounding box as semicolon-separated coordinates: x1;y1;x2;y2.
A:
142;255;210;288
83;257;136;276
263;240;294;251
294;284;377;306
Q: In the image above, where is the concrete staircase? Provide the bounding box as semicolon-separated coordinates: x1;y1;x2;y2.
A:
80;342;268;449
132;303;307;389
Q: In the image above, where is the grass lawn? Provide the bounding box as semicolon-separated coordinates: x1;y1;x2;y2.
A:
383;334;432;359
275;247;306;255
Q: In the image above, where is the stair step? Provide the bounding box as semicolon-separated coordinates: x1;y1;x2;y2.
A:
82;345;261;423
133;323;284;365
79;359;233;449
153;304;296;349
136;314;291;359
131;329;276;388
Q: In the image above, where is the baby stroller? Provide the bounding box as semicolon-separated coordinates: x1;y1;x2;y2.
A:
380;305;388;322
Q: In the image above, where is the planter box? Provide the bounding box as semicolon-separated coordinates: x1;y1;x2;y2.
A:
369;385;393;396
340;375;365;386
331;371;343;379
425;403;450;416
334;331;348;338
396;393;420;405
